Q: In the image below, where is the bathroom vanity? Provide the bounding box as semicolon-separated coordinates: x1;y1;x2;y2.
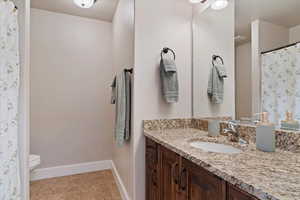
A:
144;119;300;200
146;138;257;200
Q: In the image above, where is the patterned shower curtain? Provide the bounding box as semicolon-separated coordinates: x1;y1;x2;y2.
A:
0;0;21;199
261;44;300;126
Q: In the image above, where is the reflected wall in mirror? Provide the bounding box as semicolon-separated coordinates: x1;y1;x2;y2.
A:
193;0;300;130
192;0;235;118
235;0;300;129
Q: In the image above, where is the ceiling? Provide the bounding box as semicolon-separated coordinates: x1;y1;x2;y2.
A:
31;0;119;22
236;0;300;44
31;0;300;39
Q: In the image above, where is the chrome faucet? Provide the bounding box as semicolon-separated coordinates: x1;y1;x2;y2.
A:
223;121;239;142
223;121;248;146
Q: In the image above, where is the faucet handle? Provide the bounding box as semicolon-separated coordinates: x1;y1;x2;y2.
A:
239;138;248;146
223;128;231;134
228;121;237;132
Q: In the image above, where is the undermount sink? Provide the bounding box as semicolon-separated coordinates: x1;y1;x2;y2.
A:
190;141;242;154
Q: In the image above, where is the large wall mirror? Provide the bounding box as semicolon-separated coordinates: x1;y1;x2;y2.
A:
193;0;300;130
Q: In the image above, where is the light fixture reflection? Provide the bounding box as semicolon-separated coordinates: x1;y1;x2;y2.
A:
189;0;202;4
211;0;228;10
73;0;97;8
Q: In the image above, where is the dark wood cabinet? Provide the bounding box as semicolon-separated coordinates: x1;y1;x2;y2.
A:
160;145;181;200
181;158;226;200
227;184;258;200
146;138;257;200
146;138;160;200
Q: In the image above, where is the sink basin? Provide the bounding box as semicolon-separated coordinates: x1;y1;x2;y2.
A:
190;141;242;154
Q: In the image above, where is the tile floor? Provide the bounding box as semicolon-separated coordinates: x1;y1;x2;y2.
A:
30;170;122;200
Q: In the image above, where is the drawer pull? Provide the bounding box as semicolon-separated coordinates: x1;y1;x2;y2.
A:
152;169;157;186
172;163;179;184
179;168;187;191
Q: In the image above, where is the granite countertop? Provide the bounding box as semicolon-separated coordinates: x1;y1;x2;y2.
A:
144;128;300;200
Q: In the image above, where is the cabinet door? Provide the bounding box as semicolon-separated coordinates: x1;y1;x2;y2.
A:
146;138;160;200
160;146;180;200
181;158;226;200
227;184;258;200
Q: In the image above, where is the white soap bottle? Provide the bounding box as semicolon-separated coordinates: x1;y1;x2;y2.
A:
256;112;275;152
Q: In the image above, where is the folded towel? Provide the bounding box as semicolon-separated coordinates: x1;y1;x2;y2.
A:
207;62;227;104
115;72;127;146
162;58;177;72
160;58;179;103
111;76;116;104
215;63;227;78
113;71;131;146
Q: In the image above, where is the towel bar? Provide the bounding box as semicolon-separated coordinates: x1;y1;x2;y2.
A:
124;68;133;73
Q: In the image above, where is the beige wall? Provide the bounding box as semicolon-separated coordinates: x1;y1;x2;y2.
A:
290;24;300;43
133;0;193;199
112;0;134;198
30;9;114;168
235;42;252;119
193;0;235;118
17;0;31;199
251;20;289;114
257;20;290;53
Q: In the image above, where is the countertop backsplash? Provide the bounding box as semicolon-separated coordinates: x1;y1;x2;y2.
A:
144;118;300;153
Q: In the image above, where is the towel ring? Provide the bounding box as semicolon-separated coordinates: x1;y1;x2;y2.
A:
161;47;176;60
212;55;224;65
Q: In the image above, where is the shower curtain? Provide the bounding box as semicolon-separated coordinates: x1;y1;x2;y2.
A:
261;44;300;125
0;0;21;199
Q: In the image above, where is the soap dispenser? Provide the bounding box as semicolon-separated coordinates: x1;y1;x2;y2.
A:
256;112;276;152
281;112;300;131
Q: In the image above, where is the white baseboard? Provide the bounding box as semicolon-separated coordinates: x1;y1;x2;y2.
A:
30;160;112;181
30;160;130;200
111;161;131;200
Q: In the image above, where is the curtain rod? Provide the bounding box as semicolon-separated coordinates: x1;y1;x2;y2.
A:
261;41;300;54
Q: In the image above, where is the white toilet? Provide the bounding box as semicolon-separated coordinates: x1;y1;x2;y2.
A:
29;154;41;171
